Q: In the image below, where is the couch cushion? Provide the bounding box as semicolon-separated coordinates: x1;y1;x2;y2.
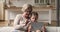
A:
0;27;14;32
0;26;60;32
46;26;57;32
57;27;60;32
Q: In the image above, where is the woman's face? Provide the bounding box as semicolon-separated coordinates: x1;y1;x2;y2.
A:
23;7;32;18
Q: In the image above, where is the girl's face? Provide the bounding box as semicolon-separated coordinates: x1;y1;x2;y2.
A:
30;15;38;22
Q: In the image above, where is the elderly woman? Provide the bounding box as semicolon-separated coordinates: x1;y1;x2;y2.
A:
14;4;32;32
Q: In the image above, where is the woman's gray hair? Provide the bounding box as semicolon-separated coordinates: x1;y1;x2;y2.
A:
21;4;32;12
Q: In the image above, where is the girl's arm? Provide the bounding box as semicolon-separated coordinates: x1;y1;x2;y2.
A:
41;26;46;32
28;25;31;32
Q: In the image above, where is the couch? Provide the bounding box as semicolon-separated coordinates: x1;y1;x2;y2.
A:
0;26;60;32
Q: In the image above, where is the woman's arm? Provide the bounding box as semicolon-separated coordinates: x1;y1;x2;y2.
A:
14;14;25;29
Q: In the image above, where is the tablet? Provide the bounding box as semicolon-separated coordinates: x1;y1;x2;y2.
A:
31;22;44;31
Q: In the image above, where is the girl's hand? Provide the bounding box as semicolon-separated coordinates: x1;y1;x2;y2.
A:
36;30;41;32
41;26;46;32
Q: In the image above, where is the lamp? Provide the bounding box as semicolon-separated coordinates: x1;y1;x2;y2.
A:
46;3;53;8
47;3;50;7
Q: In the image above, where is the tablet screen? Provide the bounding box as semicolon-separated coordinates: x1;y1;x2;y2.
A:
31;22;44;31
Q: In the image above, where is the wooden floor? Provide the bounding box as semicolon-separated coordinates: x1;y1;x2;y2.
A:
0;20;57;27
0;20;8;27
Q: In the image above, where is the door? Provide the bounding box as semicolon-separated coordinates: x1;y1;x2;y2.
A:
0;1;5;20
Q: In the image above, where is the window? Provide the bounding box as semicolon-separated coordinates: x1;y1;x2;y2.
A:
35;0;46;4
51;0;55;4
34;0;55;5
40;0;44;4
46;0;49;4
35;0;39;3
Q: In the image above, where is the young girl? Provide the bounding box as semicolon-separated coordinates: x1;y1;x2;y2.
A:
28;12;46;32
